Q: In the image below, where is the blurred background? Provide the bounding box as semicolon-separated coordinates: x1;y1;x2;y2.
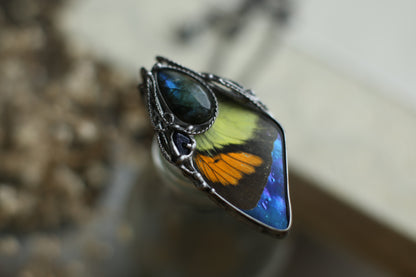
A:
0;0;415;276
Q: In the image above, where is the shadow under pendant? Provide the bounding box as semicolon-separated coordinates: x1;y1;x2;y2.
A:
139;57;292;237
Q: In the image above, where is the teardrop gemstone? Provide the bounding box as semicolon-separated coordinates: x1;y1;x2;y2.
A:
157;69;215;125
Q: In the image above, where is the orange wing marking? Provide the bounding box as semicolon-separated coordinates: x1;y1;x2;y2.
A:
194;152;263;186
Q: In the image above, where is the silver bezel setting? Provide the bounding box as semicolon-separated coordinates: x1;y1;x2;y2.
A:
139;56;292;237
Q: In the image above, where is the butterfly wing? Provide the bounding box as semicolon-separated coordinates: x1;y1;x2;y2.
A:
193;99;278;210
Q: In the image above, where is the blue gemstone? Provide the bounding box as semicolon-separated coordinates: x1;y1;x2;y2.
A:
157;69;215;125
244;134;289;230
173;132;191;155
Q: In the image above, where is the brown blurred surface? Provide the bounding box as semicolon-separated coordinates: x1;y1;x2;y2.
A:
0;1;152;275
290;171;416;277
0;0;149;234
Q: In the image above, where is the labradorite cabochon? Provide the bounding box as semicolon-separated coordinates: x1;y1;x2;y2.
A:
156;69;216;125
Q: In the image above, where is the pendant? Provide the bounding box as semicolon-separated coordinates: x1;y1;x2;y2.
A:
139;56;292;237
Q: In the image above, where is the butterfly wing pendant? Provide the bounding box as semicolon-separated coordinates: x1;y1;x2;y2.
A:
139;57;292;237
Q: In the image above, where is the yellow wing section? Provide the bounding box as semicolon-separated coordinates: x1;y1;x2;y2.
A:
194;100;259;151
